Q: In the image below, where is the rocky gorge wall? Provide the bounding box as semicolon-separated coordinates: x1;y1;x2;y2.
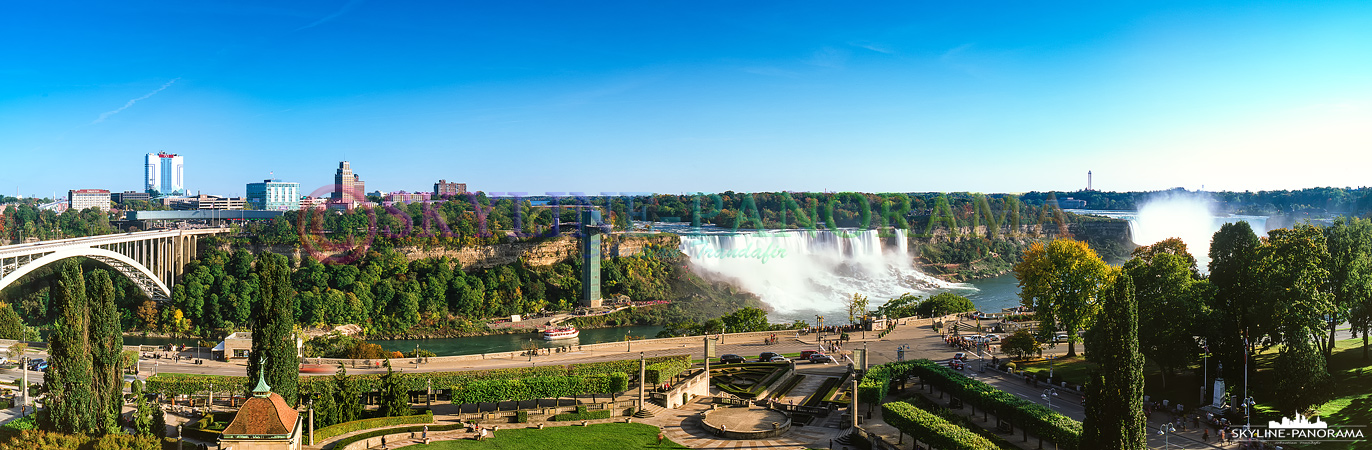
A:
221;233;682;270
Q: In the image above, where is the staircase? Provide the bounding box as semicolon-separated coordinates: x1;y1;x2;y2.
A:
635;401;664;418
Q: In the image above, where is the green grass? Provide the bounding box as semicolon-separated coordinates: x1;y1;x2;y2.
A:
407;423;689;449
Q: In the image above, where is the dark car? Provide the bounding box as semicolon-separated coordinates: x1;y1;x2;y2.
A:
719;354;746;364
27;359;46;371
758;352;782;362
809;354;835;364
950;360;966;370
953;352;966;361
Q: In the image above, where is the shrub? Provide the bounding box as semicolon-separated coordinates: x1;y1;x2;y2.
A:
552;410;611;421
313;410;434;443
883;402;999;450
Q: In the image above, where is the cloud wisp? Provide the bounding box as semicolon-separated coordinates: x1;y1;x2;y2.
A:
295;0;364;31
92;78;181;124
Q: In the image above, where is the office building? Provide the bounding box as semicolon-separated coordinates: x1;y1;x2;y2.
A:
68;189;111;212
434;179;467;197
112;191;152;204
166;195;245;211
332;161;365;208
246;179;301;211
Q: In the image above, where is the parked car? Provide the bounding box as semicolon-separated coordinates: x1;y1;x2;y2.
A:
1054;333;1070;342
758;352;782;362
800;350;820;360
719;354;746;364
26;359;46;371
984;334;1001;341
809;354;835;364
952;352;966;361
768;355;790;363
34;361;49;372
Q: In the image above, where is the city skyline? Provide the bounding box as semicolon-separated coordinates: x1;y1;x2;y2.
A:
3;2;1371;196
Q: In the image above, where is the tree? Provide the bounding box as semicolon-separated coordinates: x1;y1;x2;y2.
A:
133;389;156;437
377;360;411;417
720;307;769;332
335;364;363;423
0;302;22;339
1260;225;1334;351
1206;221;1266;386
248;253;299;406
1274;336;1334;415
136;299;160;331
43;259;93;434
874;293;921;318
1123;238;1202;388
915;292;975;318
311;381;339;429
845;293;869;325
1321;217;1372;361
87;269;125;435
1081;272;1146;449
1015;238;1110;357
1000;328;1039;360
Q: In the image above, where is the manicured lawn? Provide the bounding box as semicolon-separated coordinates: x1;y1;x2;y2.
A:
407;423;689;449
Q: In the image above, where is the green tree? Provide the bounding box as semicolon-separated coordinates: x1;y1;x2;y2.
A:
915;292;975;318
1081;273;1147;449
874;293;921;319
87;269;125;435
845;293;869;325
311;381;339;429
248;253;299;406
377;360;411;417
43;259;93;434
1260;225;1334;350
720;307;769;333
335;364;362;423
1000;328;1040;360
1321;217;1372;361
0;302;22;339
1274;336;1334;415
1123;238;1202;388
1015;238;1110;357
1206;221;1266;386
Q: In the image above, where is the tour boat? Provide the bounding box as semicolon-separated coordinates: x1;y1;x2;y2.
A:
542;326;580;340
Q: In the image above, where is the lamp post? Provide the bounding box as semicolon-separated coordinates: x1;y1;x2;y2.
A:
1041;388;1058;410
1200;338;1209;407
1158;423;1176;449
1243;396;1256;440
816;315;824;343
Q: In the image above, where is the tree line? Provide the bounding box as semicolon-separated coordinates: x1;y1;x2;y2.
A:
1016;217;1372;416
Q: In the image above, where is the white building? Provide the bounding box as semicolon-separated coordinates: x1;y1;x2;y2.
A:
68;189;111;212
246;179;301;211
157;152;185;195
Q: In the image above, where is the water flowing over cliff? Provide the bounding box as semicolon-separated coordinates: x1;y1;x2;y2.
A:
676;227;952;318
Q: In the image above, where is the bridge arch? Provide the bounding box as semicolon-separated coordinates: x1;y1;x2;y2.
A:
0;247;171;300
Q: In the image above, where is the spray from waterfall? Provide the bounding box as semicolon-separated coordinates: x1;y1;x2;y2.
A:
677;227;953;322
1124;192;1268;272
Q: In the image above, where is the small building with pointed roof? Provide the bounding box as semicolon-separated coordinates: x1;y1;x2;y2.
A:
220;364;302;450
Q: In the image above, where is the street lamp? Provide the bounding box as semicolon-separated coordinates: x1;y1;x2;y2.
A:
1243;396;1257;439
1158;423;1176;449
1041;388;1059;409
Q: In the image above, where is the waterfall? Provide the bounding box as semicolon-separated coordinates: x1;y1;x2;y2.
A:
675;227;953;320
1071;201;1268;271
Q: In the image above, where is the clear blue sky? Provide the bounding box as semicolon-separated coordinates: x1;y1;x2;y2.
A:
3;1;1370;198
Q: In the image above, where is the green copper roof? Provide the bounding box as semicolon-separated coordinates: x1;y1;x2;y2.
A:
252;356;272;398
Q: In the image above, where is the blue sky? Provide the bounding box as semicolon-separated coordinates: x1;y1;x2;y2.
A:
3;1;1371;198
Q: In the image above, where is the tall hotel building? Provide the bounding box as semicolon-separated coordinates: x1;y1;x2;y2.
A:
144;152;186;195
331;161;365;207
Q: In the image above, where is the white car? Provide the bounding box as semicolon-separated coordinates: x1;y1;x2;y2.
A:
768;355;790;363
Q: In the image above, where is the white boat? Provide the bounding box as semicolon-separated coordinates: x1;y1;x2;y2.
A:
542;326;580;340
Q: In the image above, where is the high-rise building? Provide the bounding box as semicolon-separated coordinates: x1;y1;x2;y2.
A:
156;152;185;195
332;161;365;207
246;179;301;211
144;153;159;193
434;179;467;197
68;189;111;212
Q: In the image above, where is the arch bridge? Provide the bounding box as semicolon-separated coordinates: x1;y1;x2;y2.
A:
0;228;230;301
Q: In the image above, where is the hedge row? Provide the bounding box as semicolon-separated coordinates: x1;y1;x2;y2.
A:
882;402;999;450
449;373;629;405
328;423;465;449
860;359;1080;450
551;410;612;421
644;359;691;385
314;410;434;443
144;354;688;396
